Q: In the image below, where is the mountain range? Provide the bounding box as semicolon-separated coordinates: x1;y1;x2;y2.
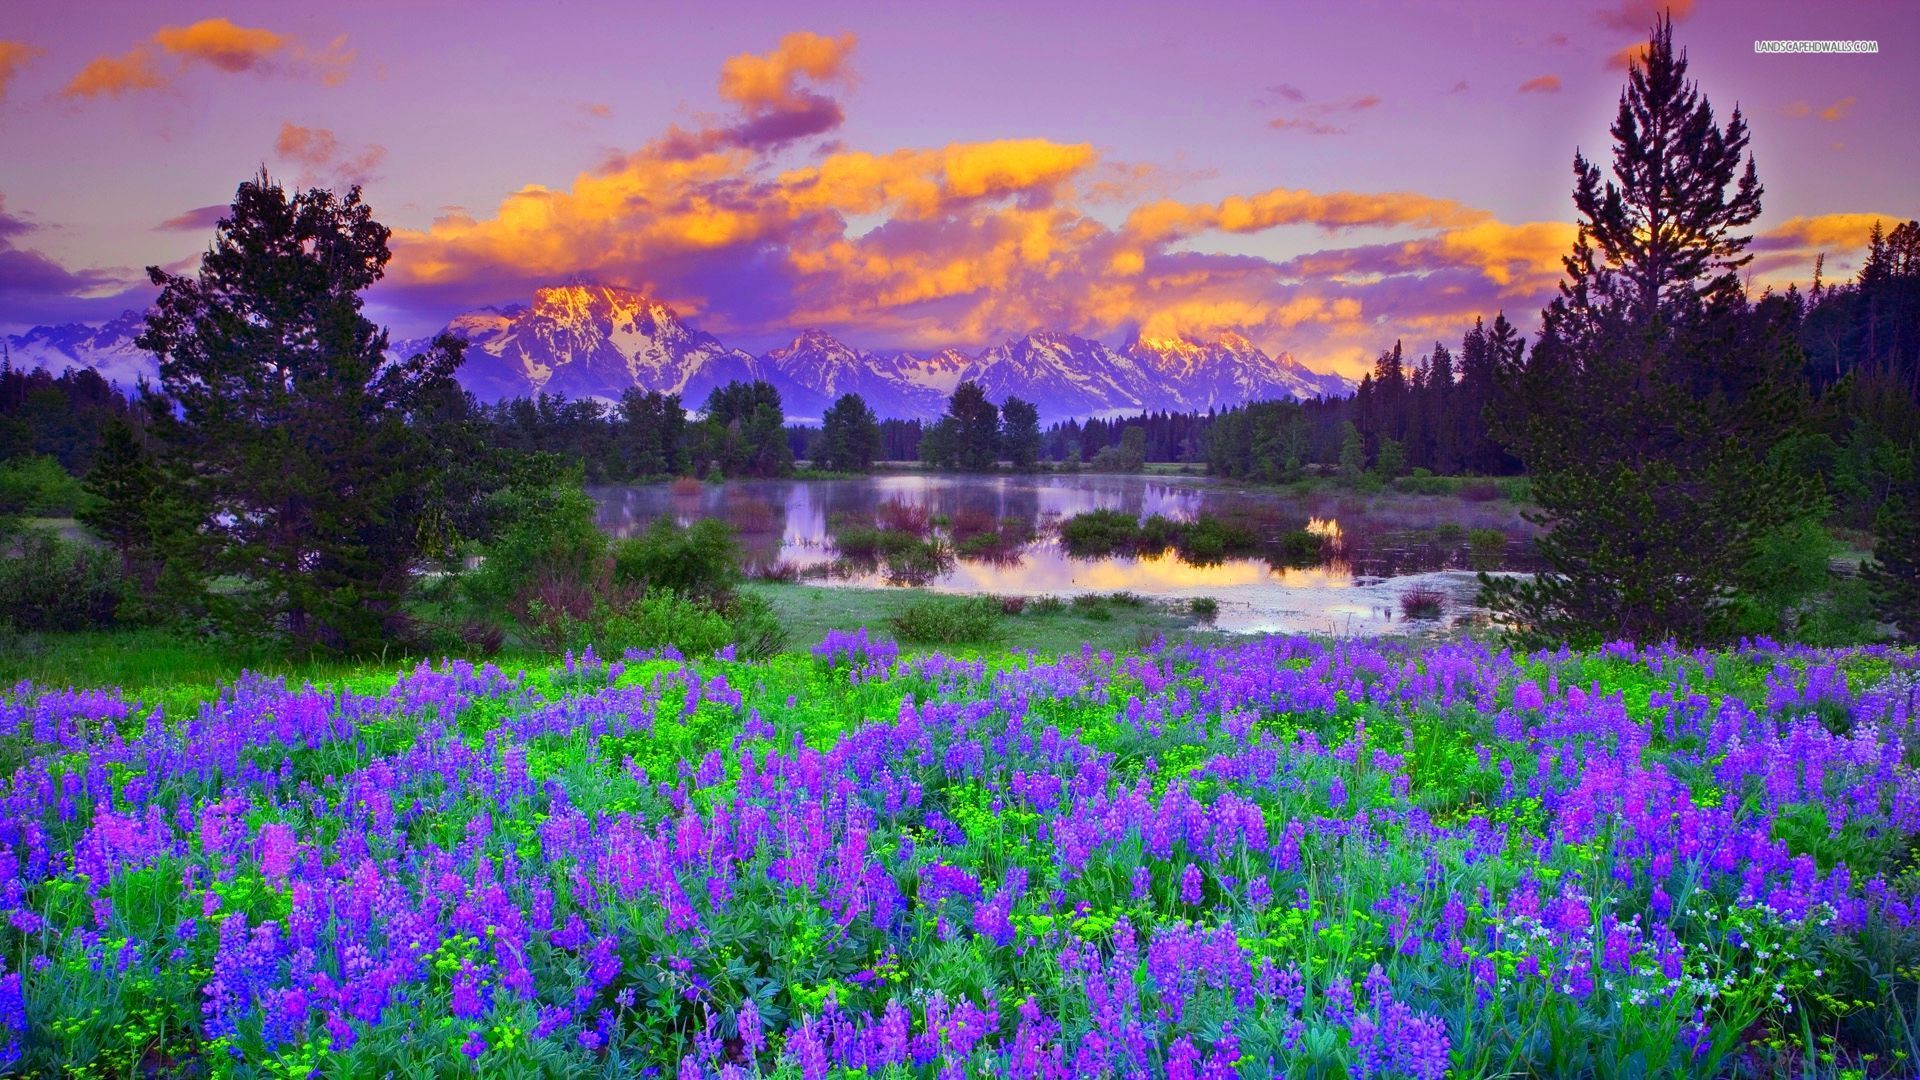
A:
7;284;1351;419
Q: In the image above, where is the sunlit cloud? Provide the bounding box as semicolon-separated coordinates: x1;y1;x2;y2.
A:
1752;213;1903;253
1594;0;1694;33
61;18;351;99
1605;41;1652;71
378;29;1636;378
0;40;45;104
275;122;386;187
1518;75;1562;94
154;204;227;232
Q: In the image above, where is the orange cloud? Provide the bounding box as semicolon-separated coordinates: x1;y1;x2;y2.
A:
0;41;44;103
1595;0;1694;33
63;48;166;98
384;31;1592;380
1754;213;1902;252
1606;41;1652;71
61;18;348;99
719;30;855;109
152;17;286;72
1819;96;1857;121
1518;75;1562;94
275;122;385;186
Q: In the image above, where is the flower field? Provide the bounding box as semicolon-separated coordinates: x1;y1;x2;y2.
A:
3;633;1919;1077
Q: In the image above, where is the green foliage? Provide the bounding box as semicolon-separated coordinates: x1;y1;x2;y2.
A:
611;516;742;603
466;478;607;614
1866;483;1920;639
1089;426;1146;472
1371;437;1406;480
0;454;86;516
138;171;469;653
1059;508;1140;555
616;388;686;477
999;396;1043;470
819;393;883;472
694;381;791;478
595;589;737;658
1338;420;1367;480
925;381;1000;471
1188;596;1219;622
1485;23;1811;648
889;594;1003;643
1727;515;1871;642
0;529;123;631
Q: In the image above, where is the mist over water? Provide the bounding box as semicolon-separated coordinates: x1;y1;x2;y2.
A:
594;474;1537;635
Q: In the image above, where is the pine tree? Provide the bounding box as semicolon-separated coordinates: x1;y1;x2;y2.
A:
820;392;883;472
138;171;467;651
1482;18;1807;647
942;381;1000;471
77;417;156;571
999;397;1042;470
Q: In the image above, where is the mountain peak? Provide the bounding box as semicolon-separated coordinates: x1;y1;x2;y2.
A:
528;283;663;323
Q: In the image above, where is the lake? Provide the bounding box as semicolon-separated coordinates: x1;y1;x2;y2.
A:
592;473;1537;636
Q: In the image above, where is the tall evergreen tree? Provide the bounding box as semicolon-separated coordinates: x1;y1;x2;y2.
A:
1482;17;1805;646
999;396;1042;470
138;172;467;651
942;381;1000;471
819;392;883;472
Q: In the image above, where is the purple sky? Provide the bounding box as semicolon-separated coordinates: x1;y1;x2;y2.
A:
1;0;1913;375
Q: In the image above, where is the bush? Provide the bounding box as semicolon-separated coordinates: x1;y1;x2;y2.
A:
0;530;123;631
1277;529;1326;566
1400;586;1447;620
1189;596;1220;622
1059;509;1139;555
597;589;736;657
890;595;1003;644
0;456;87;516
1176;514;1258;564
1071;593;1113;621
1029;595;1066;615
1460;480;1503;502
612;517;742;603
468;481;607;611
997;595;1027;615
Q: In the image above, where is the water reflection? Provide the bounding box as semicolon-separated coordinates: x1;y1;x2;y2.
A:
592;474;1537;636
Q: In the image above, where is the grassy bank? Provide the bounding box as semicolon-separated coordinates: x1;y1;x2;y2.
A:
0;582;1225;692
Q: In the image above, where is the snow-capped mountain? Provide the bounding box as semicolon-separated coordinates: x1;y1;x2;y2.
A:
964;331;1157;417
7;285;1353;418
758;329;947;420
3;311;157;388
1126;331;1351;408
404;285;768;405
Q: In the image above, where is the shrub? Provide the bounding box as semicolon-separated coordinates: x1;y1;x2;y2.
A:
612;516;742;603
1029;594;1066;615
1059;509;1139;555
1137;514;1180;553
1277;529;1326;566
1189;596;1220;622
468;481;607;612
1460;480;1503;502
719;591;788;659
948;505;997;539
0;455;88;516
997;594;1028;615
1400;586;1447;620
597;589;736;657
669;476;704;496
1071;593;1113;621
890;595;1003;643
876;497;931;536
1177;514;1258;564
752;560;800;583
1107;590;1146;607
883;538;953;586
0;530;124;631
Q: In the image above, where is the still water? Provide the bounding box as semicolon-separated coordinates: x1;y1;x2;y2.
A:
592;474;1537;636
